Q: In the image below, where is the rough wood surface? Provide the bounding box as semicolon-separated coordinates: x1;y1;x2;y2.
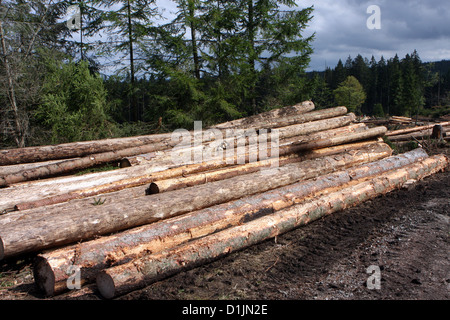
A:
96;153;449;299
35;146;438;297
0;145;392;260
210;101;315;129
386;121;450;137
1;124;370;212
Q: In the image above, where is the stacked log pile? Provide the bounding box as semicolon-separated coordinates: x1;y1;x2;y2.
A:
0;101;448;299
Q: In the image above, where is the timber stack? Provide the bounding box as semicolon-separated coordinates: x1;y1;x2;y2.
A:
0;101;448;299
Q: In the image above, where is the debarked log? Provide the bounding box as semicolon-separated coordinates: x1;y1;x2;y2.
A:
146;140;387;195
210;101;315;130
0;132;179;166
0;145;391;260
0;131;218;187
34;147;430;296
6;124;370;212
96;153;449;299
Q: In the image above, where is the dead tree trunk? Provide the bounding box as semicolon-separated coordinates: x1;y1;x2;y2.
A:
0;146;391;260
34;146;434;296
95;153;449;299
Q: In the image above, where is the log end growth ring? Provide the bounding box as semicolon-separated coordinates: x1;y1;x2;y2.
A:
33;256;56;296
97;272;115;299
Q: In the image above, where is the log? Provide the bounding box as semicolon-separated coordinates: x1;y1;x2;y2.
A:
0;158;81;177
96;153;449;299
0;132;178;166
37;146;434;297
0;145;391;260
211;101;315;129
277;113;356;140
288;126;387;152
0;113;355;187
387;127;448;142
386;121;450;137
8;140;381;213
1;124;369;212
0;130;216;187
146;140;384;195
0;102;309;166
212;106;346;131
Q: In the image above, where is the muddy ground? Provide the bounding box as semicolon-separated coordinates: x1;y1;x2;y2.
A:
0;146;449;301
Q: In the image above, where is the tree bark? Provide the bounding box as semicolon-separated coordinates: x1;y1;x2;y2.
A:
0;114;357;187
0;101;314;166
0;123;370;212
36;145;435;297
96;153;449;299
0;133;175;166
277;113;356;139
211;101;314;129
146;140;384;195
0;146;391;260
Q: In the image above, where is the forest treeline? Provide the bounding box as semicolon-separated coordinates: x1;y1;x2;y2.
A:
1;1;449;148
309;52;450;118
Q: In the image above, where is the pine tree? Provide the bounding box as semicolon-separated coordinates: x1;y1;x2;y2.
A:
387;54;403;116
95;0;160;122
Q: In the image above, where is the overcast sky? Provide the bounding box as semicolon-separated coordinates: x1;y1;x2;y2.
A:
72;0;450;73
299;0;450;71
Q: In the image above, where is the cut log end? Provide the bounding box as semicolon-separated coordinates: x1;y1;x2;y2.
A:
119;159;132;168
145;183;160;195
96;272;115;299
33;257;56;296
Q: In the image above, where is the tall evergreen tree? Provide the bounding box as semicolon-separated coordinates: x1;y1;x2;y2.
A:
95;0;160;122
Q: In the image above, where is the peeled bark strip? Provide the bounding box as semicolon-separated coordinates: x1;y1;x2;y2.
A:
96;153;449;299
0;145;391;260
211;101;315;130
36;146;436;297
